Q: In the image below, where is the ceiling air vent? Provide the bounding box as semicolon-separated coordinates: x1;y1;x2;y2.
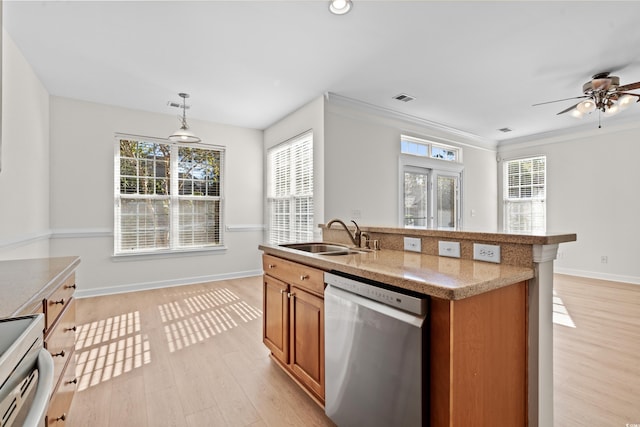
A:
498;127;513;133
393;93;416;102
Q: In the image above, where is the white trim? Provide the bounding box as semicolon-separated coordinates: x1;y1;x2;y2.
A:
75;270;263;299
225;224;266;232
327;92;497;150
0;230;52;249
554;267;640;286
51;228;113;239
532;244;558;263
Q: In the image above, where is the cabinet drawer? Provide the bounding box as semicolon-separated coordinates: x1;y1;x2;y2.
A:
46;355;76;426
45;273;76;330
263;254;324;295
45;298;76;393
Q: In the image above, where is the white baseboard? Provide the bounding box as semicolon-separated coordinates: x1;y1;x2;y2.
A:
554;267;640;286
75;269;263;299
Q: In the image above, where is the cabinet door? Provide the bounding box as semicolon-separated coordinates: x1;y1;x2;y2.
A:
289;286;324;399
263;275;289;364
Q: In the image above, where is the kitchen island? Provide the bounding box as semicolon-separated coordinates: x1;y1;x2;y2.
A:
260;227;576;427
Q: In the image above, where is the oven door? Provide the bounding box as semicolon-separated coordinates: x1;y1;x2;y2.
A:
0;347;55;427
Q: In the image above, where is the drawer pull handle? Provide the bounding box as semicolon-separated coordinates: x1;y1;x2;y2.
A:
268;264;276;269
300;274;309;280
52;350;66;358
65;284;77;289
65;326;77;332
55;413;67;422
66;378;78;385
52;298;65;305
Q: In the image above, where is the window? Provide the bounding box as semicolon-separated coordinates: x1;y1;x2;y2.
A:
503;156;546;233
400;136;463;229
401;135;460;162
267;131;313;244
114;136;224;255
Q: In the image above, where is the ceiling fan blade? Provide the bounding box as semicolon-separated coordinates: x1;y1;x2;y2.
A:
556;103;581;115
532;96;588;107
617;81;640;92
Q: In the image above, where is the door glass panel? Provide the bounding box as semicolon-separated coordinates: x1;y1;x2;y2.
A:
404;170;429;227
436;175;457;229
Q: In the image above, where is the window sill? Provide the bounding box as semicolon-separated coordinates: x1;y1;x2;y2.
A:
112;246;227;261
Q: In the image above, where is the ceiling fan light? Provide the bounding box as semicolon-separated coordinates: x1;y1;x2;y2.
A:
576;99;596;114
618;94;635;110
604;104;620;116
329;0;352;15
570;109;584;119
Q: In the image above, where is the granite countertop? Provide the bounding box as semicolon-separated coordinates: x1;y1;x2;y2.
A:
0;256;81;318
259;244;534;300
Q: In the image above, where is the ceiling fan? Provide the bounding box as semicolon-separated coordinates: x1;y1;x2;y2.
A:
533;72;640;121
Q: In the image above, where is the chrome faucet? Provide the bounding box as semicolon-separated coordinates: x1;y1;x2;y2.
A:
326;219;364;247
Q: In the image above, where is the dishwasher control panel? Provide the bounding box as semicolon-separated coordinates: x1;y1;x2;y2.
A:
324;272;427;316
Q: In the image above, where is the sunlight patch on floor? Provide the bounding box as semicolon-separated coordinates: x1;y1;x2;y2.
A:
553;290;576;328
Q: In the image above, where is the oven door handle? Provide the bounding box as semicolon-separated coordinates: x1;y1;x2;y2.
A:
22;349;55;427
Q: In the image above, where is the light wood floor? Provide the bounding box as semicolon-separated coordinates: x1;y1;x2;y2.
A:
66;274;639;426
553;274;640;427
66;276;334;427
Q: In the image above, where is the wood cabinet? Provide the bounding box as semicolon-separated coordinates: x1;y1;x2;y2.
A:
430;281;527;427
262;254;325;403
43;272;78;425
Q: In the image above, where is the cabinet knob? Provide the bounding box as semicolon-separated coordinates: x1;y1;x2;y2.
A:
55;413;67;422
287;292;295;298
268;264;276;269
279;289;286;294
300;274;309;281
66;378;78;385
65;326;77;332
51;350;66;358
65;283;77;289
52;298;65;305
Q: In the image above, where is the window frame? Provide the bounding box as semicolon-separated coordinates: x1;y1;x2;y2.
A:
266;130;314;245
502;155;546;234
399;153;464;230
113;134;225;256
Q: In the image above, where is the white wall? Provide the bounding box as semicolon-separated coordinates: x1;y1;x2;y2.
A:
0;30;51;259
264;96;325;239
49;97;264;296
499;122;640;284
324;99;498;231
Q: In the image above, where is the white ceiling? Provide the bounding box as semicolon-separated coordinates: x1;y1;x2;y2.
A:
5;1;640;146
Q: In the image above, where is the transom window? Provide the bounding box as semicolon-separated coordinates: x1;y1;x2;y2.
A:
401;135;460;162
114;136;224;255
503;156;546;233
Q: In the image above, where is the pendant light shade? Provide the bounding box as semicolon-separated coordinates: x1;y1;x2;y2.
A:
169;93;201;143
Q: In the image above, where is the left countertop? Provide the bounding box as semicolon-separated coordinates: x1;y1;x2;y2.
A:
0;256;81;318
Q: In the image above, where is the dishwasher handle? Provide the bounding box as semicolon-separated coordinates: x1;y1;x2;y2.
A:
325;284;426;328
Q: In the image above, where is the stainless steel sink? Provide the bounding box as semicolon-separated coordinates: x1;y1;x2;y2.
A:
280;242;363;255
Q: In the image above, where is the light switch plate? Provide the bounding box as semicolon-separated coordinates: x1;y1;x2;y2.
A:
473;243;501;263
438;241;461;258
404;237;421;252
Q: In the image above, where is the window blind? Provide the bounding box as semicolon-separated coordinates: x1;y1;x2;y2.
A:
503;156;546;233
115;137;224;254
267;131;313;244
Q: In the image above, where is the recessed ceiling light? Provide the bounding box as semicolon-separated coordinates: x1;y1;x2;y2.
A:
329;0;352;15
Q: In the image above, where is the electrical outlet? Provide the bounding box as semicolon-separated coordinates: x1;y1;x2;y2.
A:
601;256;608;264
473;243;501;263
438;241;460;258
404;237;421;252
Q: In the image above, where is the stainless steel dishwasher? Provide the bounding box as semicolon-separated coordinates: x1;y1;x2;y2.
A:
324;271;428;427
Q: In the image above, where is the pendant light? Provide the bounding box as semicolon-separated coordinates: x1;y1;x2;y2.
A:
168;93;201;143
